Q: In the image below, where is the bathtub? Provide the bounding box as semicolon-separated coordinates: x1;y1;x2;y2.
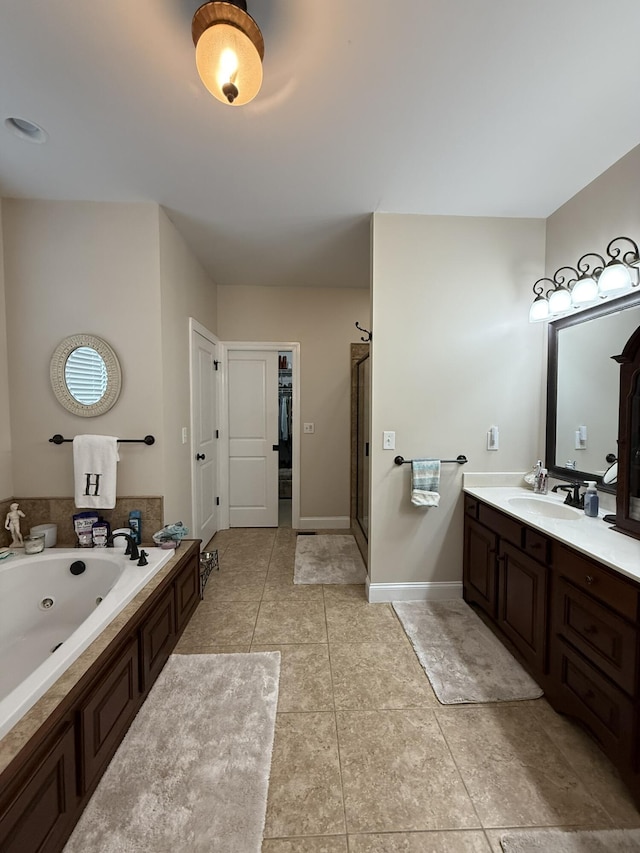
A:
0;546;175;739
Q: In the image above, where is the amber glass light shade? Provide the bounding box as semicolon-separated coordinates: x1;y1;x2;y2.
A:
192;2;264;106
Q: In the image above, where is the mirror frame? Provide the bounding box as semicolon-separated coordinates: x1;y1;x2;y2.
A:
546;290;640;491
50;333;122;417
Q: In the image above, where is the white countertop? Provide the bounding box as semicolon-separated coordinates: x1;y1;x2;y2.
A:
463;473;640;584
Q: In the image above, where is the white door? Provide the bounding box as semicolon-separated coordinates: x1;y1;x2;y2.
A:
228;349;279;527
190;328;218;544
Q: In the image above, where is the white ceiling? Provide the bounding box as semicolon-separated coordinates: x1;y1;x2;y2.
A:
2;0;640;290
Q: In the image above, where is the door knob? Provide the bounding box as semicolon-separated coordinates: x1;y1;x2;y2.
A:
196;453;205;460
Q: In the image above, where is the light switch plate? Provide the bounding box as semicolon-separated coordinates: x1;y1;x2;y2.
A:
303;423;315;434
181;427;188;445
383;431;396;450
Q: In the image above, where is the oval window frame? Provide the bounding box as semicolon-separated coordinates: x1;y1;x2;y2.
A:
50;334;122;417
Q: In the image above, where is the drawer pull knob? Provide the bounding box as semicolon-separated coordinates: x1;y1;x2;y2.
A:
585;575;594;585
530;542;541;550
584;625;598;636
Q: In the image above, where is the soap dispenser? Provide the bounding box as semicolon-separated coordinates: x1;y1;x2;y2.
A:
584;481;599;517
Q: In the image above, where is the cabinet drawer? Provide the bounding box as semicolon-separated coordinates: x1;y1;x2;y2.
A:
553;578;638;695
550;639;634;763
556;544;638;621
522;527;551;565
478;503;522;547
464;496;478;519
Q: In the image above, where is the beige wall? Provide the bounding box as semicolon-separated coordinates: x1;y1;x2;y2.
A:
370;214;546;587
3;200;164;499
217;285;370;520
546;144;640;274
158;208;218;523
0;201;12;501
2;201;218;533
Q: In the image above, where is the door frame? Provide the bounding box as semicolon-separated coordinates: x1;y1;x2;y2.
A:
219;341;301;530
189;318;222;541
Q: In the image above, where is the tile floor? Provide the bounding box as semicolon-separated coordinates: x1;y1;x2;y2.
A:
174;527;640;852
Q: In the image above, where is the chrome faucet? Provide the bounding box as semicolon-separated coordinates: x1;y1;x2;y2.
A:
551;481;584;509
106;532;140;561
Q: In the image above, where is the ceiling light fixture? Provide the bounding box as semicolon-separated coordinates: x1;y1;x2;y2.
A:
192;0;264;106
528;236;640;322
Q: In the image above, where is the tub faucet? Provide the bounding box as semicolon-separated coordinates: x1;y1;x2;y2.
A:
106;532;140;561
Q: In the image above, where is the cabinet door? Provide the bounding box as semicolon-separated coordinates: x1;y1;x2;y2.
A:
140;585;176;693
0;722;77;853
175;554;200;635
498;541;548;675
79;637;140;795
463;517;498;618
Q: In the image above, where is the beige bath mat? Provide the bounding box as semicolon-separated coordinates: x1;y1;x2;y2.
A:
500;828;640;852
393;599;543;704
294;534;366;584
64;652;280;853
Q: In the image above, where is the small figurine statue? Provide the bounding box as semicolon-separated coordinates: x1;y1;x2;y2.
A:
5;502;25;548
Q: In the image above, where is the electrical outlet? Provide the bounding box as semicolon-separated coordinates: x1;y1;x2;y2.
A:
383;431;396;450
303;423;315;434
487;425;499;451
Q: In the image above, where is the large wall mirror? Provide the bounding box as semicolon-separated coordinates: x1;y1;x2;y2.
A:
546;292;640;490
50;333;122;417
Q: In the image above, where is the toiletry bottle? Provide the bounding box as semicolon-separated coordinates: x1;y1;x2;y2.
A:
584;481;599;517
538;468;548;495
533;460;543;493
129;510;141;545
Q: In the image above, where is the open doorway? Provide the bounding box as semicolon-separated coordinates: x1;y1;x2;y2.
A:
220;341;300;530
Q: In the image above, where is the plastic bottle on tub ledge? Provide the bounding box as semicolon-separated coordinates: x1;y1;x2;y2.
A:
128;510;141;545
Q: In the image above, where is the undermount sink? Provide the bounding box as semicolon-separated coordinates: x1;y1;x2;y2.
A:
508;496;582;520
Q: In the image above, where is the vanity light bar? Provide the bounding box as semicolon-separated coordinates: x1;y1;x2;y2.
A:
529;236;640;322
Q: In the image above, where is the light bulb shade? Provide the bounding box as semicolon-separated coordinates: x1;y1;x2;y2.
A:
571;275;599;305
193;2;264;106
529;296;550;322
598;260;633;294
548;286;572;314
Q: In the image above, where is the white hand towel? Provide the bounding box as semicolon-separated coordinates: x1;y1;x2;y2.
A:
411;459;441;507
73;435;119;509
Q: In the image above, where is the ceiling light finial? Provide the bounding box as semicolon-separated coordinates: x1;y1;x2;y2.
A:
192;0;264;106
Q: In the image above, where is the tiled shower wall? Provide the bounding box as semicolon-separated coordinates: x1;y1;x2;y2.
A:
0;497;164;548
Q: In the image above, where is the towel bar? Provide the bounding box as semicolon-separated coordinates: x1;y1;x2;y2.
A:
394;455;467;465
49;434;155;445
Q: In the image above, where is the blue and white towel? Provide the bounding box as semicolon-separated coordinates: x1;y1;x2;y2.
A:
411;459;441;507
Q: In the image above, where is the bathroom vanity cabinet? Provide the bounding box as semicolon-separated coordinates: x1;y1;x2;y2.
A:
0;541;201;853
464;496;550;673
463;497;640;805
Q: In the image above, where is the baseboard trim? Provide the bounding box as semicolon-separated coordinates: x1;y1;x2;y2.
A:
366;580;463;603
297;516;351;530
